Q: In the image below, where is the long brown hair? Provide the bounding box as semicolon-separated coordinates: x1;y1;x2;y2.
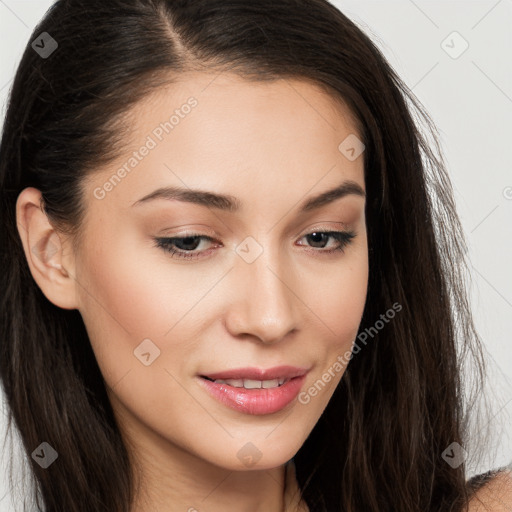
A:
0;0;486;510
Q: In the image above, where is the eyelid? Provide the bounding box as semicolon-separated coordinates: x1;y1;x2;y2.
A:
292;221;352;240
156;224;219;238
154;223;356;261
162;222;352;242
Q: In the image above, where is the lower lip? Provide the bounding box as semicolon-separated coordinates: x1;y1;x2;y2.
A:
197;375;307;415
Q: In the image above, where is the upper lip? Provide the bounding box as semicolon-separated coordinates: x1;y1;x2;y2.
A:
200;365;309;381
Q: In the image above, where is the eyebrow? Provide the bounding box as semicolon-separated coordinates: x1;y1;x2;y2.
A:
131;179;365;213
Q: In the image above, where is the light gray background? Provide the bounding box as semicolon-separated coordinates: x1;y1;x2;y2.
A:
1;1;511;510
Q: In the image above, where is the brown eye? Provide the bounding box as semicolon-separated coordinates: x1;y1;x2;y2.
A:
298;230;356;253
154;234;217;260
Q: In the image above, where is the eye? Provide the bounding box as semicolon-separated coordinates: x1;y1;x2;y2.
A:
297;230;356;254
153;229;356;260
153;234;217;260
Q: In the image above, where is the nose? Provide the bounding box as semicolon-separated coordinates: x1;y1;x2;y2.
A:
223;246;299;345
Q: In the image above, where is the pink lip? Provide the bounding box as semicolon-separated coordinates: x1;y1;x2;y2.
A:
200;365;309;381
197;366;310;415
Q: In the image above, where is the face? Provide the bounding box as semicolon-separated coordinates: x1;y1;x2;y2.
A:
72;72;368;472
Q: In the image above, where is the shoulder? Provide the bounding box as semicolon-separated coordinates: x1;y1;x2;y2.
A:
468;470;512;511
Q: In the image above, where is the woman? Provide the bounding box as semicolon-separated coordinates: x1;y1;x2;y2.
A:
0;0;509;510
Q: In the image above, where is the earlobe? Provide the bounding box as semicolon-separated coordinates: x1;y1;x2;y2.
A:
15;187;79;310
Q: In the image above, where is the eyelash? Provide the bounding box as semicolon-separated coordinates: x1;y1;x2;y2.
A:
153;229;356;261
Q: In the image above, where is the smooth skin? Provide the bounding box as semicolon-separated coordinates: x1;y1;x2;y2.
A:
17;71;509;512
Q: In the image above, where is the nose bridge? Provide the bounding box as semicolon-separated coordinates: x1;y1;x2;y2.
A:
225;238;298;343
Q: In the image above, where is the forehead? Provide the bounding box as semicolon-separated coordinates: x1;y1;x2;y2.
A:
85;71;365;213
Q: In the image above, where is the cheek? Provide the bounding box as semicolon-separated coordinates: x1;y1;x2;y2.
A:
331;261;368;346
306;239;369;350
77;227;195;337
295;251;368;418
74;226;181;386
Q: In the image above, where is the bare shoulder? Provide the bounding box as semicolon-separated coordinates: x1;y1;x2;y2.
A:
468;470;512;511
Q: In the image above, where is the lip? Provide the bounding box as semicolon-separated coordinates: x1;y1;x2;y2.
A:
197;374;308;415
200;365;309;381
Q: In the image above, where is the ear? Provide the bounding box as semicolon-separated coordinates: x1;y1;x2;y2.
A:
16;187;79;310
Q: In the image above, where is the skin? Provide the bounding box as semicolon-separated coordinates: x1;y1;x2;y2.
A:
16;72;369;511
469;471;512;511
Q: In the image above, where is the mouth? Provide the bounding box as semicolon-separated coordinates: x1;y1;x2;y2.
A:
201;375;290;389
197;365;310;415
200;365;309;382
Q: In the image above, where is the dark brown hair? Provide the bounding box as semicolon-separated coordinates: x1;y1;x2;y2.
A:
0;0;486;510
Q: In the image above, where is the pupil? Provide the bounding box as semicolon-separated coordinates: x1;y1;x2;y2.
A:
178;236;200;250
308;232;326;247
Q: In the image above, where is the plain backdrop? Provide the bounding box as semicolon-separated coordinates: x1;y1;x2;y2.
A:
1;1;511;510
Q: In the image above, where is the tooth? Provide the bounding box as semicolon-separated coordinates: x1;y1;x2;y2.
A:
224;379;244;387
262;379;280;388
213;378;286;389
243;379;262;389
